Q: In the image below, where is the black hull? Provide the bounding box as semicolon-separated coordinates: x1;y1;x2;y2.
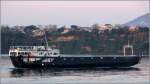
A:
10;56;141;68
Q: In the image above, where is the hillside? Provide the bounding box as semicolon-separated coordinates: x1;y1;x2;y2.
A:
124;13;150;27
1;25;149;55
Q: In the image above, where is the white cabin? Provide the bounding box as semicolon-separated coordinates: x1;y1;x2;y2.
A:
9;46;60;57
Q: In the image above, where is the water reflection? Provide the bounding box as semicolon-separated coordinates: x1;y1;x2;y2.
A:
10;67;140;77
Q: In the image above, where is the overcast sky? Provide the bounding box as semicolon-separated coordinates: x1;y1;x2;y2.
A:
1;1;149;27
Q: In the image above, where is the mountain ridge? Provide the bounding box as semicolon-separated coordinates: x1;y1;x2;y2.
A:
124;13;150;27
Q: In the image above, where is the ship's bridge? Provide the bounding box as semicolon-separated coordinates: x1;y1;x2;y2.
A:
9;46;60;57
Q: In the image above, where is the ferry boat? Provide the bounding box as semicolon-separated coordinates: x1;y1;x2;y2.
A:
9;44;141;68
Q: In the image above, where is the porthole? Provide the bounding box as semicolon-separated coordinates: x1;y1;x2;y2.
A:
100;57;103;59
42;63;44;66
64;58;66;60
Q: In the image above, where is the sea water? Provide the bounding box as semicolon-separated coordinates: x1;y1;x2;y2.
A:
0;55;149;84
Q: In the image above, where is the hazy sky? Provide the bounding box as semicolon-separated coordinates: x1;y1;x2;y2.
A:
1;1;149;27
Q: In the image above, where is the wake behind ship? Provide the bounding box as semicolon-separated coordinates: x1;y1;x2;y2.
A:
9;44;141;68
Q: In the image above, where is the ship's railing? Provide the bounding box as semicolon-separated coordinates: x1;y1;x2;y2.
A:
10;46;51;51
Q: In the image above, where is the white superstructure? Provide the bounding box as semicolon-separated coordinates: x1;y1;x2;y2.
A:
9;46;60;57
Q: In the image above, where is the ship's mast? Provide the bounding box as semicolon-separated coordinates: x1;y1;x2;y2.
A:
44;31;49;47
123;40;133;56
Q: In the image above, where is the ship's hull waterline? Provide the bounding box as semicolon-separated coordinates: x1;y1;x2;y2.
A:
10;55;141;68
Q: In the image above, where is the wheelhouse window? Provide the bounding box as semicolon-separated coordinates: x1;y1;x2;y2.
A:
18;52;25;55
53;53;58;55
10;52;17;56
21;52;25;55
25;52;28;55
39;52;43;55
48;53;51;55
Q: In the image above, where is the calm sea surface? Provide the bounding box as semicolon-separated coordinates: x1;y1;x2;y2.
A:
0;55;149;84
